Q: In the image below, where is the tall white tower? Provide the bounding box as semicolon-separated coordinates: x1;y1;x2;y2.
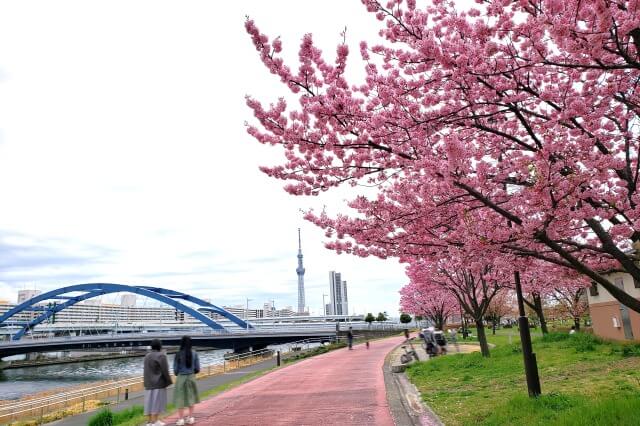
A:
296;228;306;313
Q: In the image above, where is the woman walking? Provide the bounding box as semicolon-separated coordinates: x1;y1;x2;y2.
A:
173;336;200;425
144;339;172;426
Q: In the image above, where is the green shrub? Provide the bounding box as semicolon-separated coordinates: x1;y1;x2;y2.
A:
88;406;144;426
572;333;601;352
112;406;144;424
621;344;640;357
88;408;113;426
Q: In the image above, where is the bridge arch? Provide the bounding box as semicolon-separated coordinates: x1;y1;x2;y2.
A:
0;283;253;340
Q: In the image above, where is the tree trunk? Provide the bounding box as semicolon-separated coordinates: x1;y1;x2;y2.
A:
436;314;444;330
574;316;580;331
532;294;549;335
475;319;490;357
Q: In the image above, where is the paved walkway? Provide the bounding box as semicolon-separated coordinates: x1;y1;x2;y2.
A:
51;358;276;426
165;336;404;426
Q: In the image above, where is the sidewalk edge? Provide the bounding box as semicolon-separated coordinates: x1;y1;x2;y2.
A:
383;343;444;426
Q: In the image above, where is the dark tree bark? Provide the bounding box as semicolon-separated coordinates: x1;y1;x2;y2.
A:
475;319;490;357
524;293;549;334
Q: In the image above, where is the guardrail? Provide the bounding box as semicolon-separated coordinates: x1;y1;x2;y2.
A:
0;336;341;425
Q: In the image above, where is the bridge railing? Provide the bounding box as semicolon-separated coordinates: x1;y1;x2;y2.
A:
0;336;340;425
0;324;341;345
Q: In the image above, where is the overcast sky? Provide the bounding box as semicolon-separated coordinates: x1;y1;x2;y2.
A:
0;1;407;316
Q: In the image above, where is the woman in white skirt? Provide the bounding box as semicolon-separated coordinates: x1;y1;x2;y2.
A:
143;339;172;426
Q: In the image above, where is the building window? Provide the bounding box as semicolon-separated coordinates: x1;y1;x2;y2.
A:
589;282;599;296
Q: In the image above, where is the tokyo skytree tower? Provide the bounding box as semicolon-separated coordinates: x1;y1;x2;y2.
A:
296;228;306;313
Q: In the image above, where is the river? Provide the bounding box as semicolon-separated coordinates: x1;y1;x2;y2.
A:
0;349;229;400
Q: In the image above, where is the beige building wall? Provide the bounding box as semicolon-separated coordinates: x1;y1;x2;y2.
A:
590;301;640;341
587;271;640;341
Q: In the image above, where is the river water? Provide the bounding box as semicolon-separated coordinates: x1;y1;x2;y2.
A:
0;350;229;401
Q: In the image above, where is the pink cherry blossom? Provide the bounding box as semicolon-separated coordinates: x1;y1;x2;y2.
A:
245;1;640;314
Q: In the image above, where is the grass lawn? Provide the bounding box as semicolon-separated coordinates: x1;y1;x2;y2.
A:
406;329;640;425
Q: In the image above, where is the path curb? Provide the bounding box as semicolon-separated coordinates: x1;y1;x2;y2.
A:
383;342;444;426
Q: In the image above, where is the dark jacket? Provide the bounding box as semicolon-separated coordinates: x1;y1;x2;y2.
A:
173;350;200;375
143;350;172;390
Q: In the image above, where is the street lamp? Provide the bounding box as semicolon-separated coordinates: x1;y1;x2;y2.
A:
322;294;328;317
245;298;252;331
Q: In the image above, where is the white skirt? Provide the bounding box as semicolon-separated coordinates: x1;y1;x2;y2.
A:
144;388;167;415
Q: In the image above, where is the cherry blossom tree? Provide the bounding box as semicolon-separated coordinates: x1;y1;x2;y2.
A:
399;281;458;330
485;290;516;335
518;262;573;334
406;251;512;357
245;1;640;313
552;288;589;331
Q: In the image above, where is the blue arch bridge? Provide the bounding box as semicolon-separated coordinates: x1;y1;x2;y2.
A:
0;283;338;358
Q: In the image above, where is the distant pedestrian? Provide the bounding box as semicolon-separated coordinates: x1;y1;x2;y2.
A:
448;328;459;353
347;327;354;350
404;328;410;340
173;336;201;425
144;339;172;426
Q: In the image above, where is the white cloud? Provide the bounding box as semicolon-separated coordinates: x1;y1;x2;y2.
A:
0;1;406;315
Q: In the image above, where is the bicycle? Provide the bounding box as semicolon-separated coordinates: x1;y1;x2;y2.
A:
400;341;420;363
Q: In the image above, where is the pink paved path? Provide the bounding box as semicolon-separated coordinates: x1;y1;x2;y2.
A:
166;336;404;425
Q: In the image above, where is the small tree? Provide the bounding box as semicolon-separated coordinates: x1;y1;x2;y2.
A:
376;312;387;322
364;313;375;325
399;313;412;324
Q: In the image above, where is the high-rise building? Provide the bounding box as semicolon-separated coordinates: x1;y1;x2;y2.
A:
296;228;306;313
263;301;275;317
328;271;349;315
17;290;42;304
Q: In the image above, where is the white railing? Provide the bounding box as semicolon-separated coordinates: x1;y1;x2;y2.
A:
0;326;338;347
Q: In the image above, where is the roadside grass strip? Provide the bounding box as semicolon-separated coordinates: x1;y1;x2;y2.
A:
406;330;640;425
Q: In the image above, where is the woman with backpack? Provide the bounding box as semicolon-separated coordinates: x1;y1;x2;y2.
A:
173;336;200;425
